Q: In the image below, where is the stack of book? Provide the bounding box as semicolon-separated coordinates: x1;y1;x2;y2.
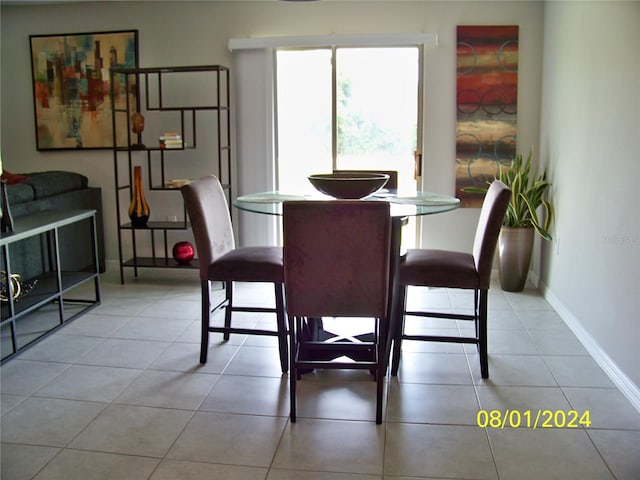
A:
159;132;183;149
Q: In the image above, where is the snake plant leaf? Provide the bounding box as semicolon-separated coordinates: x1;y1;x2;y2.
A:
461;147;554;241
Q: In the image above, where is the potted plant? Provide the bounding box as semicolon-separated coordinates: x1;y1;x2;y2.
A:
467;148;554;291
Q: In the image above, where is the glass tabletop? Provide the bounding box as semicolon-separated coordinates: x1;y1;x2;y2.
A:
233;190;460;217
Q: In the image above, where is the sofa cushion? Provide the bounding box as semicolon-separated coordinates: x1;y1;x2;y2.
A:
6;182;35;205
6;171;90;207
23;171;88;199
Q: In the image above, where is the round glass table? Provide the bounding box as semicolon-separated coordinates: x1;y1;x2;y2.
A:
233;190;460;217
232;189;461;368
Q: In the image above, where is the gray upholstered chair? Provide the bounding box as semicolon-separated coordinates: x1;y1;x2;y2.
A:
181;176;288;373
332;169;398;189
390;180;511;378
283;200;392;424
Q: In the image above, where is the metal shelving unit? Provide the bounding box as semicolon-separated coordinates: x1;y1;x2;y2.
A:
110;65;231;284
1;210;101;363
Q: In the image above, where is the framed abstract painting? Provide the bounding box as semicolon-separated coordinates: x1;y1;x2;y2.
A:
30;30;139;150
455;26;519;207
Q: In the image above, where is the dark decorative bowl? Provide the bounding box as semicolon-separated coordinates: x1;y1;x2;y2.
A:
308;172;390;199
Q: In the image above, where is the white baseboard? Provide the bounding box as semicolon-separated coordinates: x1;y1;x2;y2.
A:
540;281;640;415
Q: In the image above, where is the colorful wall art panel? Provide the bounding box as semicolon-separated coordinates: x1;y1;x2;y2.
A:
30;30;138;150
456;25;519;207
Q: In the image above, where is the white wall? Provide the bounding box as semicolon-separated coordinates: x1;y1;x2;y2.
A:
539;1;640;392
0;0;543;259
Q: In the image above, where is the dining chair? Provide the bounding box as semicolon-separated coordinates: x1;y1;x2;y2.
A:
390;180;511;378
332;169;398;189
283;200;392;424
181;175;288;373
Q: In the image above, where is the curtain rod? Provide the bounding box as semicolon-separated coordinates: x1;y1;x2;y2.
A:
228;33;438;51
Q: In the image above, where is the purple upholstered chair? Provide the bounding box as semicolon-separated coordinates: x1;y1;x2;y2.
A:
181;176;288;373
283;200;392;424
391;180;511;379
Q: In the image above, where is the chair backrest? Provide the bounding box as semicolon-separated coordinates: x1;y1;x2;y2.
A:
283;200;392;318
181;175;235;280
332;170;398;190
472;180;512;288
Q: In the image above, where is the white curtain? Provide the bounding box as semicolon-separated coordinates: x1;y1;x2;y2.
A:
233;48;278;247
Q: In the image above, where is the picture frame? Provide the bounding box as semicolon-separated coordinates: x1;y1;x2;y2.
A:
30;30;139;150
455;25;519;207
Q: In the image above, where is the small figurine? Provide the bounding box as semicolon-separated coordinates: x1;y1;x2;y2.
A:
131;112;145;149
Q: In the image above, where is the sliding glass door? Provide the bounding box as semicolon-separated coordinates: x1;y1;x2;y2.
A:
335;47;420;192
276;46;423;243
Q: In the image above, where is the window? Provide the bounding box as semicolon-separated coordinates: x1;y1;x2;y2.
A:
276;47;422;194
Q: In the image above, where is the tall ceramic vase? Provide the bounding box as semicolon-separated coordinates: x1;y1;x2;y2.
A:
128;166;150;227
498;227;534;292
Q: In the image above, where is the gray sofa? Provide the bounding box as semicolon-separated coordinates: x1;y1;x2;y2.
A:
4;171;105;280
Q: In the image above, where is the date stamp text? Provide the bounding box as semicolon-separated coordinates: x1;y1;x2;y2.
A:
477;409;591;429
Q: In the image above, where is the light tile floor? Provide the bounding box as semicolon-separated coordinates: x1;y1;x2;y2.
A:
2;271;639;479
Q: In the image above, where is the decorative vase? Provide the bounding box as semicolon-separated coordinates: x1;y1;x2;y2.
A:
498;227;534;292
172;241;195;264
128;166;150;227
1;179;14;234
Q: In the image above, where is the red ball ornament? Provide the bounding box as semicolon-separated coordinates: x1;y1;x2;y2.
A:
172;241;195;264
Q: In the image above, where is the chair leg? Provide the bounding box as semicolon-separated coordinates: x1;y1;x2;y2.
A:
223;280;232;341
474;289;479;338
289;316;299;422
391;285;407;376
376;372;384;424
376;318;385;424
200;280;210;364
275;283;288;374
478;289;489;378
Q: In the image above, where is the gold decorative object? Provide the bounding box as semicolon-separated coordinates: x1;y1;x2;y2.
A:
1;271;38;302
131;112;145;149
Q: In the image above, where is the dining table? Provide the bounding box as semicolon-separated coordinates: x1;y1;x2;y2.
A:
233;188;460;370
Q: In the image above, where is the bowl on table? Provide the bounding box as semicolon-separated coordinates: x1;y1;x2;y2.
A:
307;172;390;199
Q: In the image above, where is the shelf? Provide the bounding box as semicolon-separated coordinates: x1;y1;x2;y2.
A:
1;210;100;363
122;257;200;269
148;183;231;192
146;105;229;112
114;146;196;152
111;64;231;284
149;186;189;192
120;221;190;230
114;106;228;115
112;64;229;75
1;270;97;322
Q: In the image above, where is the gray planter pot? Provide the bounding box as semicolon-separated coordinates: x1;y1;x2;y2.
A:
498;227;534;292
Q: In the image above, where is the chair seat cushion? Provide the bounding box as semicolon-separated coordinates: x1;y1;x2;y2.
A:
400;249;479;289
208;246;284;283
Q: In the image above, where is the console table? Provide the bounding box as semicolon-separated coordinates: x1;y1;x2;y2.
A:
1;210;101;363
